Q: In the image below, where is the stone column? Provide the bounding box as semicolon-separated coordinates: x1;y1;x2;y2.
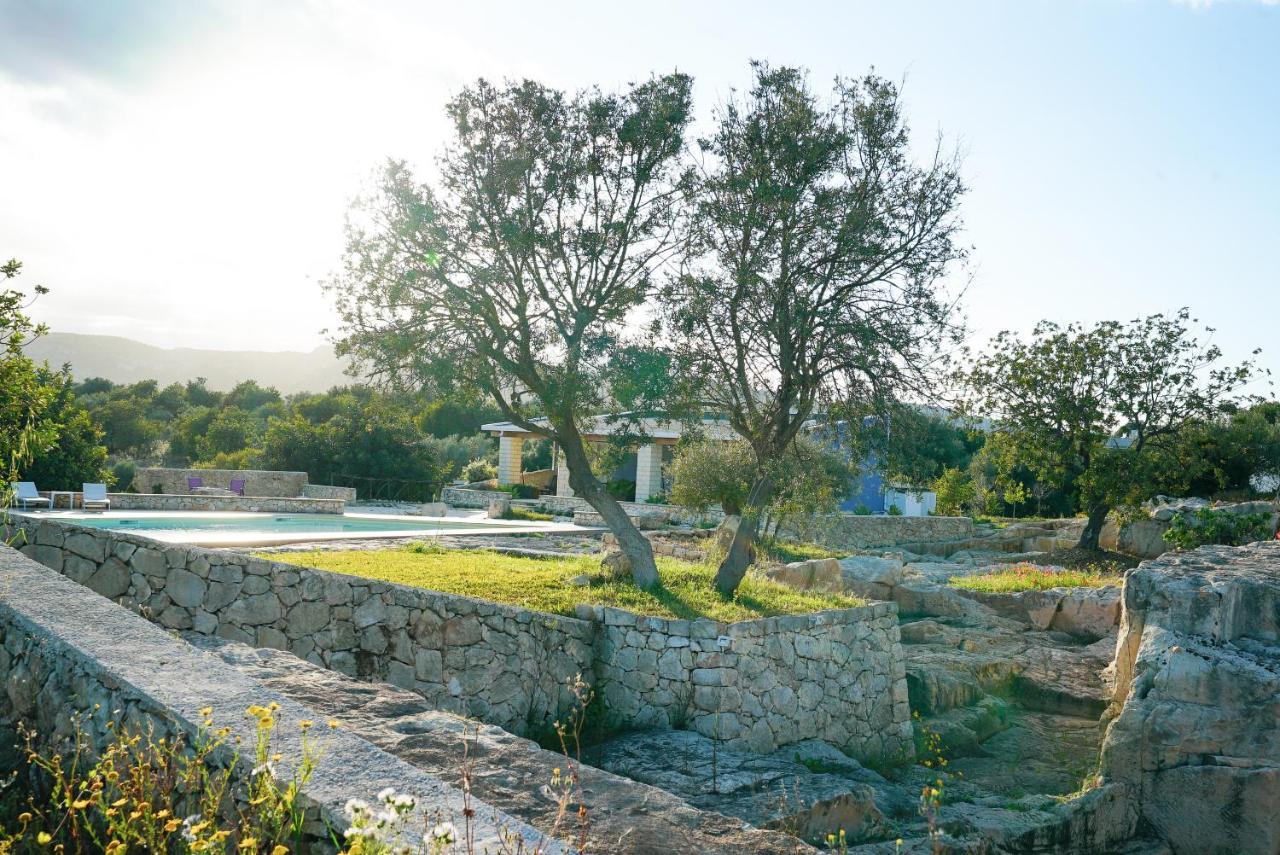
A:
634;443;664;503
497;434;524;486
555;448;574;497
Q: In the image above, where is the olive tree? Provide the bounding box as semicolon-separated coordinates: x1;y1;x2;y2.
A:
665;63;966;595
329;76;694;586
962;310;1258;550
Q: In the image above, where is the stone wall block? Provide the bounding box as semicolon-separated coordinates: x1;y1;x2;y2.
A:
63;532;106;563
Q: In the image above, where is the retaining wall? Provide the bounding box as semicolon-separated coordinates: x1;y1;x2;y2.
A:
301;483;359;502
0;543;551;852
105;493;345;514
441;487;724;527
7;517;911;762
134;467;311;497
6;518;592;736
786;513;973;550
588;603;913;759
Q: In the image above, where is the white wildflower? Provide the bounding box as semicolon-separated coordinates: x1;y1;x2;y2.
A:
377;786;397;803
251;760;278;779
393;793;416;811
181;814;202;843
344;798;370;818
431;822;459;844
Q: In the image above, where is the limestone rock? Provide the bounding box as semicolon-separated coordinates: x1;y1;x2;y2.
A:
1101;541;1280;854
839;555;905;587
600;549;632;579
1050;586;1121;641
486;498;510;519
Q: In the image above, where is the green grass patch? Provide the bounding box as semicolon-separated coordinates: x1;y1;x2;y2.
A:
259;547;864;622
503;505;554;522
948;563;1121;593
757;536;843;564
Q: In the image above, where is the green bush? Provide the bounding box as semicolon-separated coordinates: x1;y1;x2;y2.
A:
507;483;537;499
110;460;136;492
606;478;636;501
853;503;872;515
1163;508;1275;550
887;504;903;516
461;458;496;484
504;505;553;522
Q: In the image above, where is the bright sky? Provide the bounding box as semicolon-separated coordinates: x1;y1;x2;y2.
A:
2;0;1277;386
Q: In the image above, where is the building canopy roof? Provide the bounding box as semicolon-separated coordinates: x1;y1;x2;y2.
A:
480;413;739;442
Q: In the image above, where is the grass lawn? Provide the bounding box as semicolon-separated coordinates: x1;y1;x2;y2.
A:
948;562;1123;593
260;546;864;622
756;536;844;564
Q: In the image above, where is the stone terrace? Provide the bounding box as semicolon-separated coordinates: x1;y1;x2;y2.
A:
5;516;912;763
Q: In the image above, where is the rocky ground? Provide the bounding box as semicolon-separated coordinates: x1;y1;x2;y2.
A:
193;636;816;854
223;518;1170;853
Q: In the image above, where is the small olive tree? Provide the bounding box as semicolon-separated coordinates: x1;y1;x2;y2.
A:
330;76;694;586
962;310;1258;550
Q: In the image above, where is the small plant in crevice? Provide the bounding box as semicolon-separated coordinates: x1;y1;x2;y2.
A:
913;711;960;850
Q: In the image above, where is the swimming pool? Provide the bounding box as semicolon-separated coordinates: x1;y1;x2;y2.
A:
29;511;575;547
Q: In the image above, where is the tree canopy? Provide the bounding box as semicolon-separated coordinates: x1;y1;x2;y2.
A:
664;63;967;593
329;74;695;585
962;309;1258;548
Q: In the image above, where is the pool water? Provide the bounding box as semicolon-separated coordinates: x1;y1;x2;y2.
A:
44;511;552;546
68;513;477;535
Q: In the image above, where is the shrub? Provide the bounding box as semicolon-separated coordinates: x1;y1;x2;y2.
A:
668;440;754;515
1163;507;1275;550
504;505;553;522
605;478;635;501
852;503;872;516
886;504;903;516
644;493;669;505
507;483;538;500
460;459;496;484
933;466;976;516
109;459;136;492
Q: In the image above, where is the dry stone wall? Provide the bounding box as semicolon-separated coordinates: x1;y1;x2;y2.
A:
6;518;593;736
0;544;551;852
440;487;724;527
106;493;344;514
134;467;311;497
7;517;912;763
587;603;913;761
785;514;973;551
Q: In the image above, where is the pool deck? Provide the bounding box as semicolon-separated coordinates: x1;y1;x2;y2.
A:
9;508;599;548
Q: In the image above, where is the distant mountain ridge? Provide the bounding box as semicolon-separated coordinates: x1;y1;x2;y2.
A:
25;332;359;394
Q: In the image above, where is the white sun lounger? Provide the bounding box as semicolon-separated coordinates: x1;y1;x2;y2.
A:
11;481;51;510
82;482;111;511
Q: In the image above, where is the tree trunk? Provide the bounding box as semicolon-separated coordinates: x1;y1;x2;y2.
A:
714;471;775;596
1077;504;1111;551
558;429;659;587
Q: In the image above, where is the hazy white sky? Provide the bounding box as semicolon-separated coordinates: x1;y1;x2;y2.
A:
2;0;1278;386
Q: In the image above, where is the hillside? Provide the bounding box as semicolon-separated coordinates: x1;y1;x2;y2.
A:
25;332;359;394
